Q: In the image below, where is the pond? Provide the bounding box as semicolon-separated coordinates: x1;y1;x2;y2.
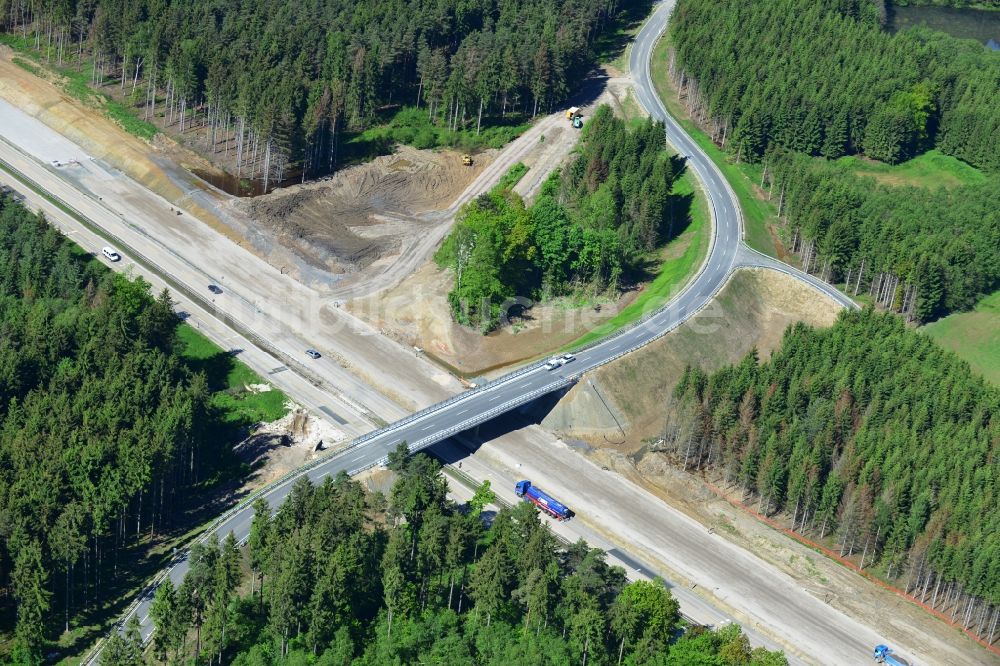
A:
190;168;303;197
888;3;1000;50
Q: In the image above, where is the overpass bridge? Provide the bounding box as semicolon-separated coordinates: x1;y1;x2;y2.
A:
77;0;860;659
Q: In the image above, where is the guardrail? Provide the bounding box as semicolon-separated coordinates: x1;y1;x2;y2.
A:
12;8;741;654
736;246;859;311
80;374;575;662
347;377;575;475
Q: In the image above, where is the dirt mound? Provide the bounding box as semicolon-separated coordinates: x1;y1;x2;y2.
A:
233;405;348;489
234;146;494;275
348;260;640;376
546;268;844;446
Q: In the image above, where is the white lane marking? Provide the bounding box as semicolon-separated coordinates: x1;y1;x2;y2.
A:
456;408;470;416
422;424;435;431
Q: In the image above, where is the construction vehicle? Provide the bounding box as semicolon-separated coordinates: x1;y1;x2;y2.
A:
515;480;572;520
873;645;911;666
461;154;473;166
565;106;580;120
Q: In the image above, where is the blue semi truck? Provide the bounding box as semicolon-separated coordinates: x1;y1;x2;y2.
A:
514;480;572;520
873;645;911;666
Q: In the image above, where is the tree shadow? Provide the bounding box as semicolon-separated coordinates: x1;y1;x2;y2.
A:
616;156;694;288
591;0;657;66
179;345;239;393
662;154;695;242
52;469;258;660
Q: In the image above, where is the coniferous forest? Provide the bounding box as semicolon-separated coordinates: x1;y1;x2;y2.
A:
134;447;789;666
767;150;1000;322
0;0;642;186
0;195;254;663
895;0;1000;7
668;0;999;170
436;106;685;330
666;309;1000;646
666;0;1000;321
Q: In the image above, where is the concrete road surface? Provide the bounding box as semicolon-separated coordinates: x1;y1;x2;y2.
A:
2;2;963;664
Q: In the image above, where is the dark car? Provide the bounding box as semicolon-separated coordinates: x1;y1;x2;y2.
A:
208;284;223;294
305;348;321;359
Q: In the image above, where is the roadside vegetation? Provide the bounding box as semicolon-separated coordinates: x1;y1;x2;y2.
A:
138;445;787;665
567;169;708;349
0;194;286;663
1;36;159;141
436;105;691;331
175;327;288;435
341;107;534;166
1;0;645;187
666;308;1000;647
663;0;999;323
648;35;780;257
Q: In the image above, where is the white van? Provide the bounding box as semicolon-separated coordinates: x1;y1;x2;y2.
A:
101;246;121;262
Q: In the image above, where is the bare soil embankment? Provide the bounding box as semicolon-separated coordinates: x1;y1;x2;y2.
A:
0;50;239;238
234;146;495;277
347;74;703;377
546;268;841;442
347;260;646;378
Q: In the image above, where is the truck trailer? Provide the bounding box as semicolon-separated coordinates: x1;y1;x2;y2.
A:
514;480;572;520
873;645;911;666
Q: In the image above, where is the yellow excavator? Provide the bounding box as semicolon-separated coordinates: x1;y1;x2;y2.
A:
566;106;583;128
462;154;473;166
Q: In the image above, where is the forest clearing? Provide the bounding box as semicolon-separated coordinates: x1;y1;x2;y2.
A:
924;289;1000;385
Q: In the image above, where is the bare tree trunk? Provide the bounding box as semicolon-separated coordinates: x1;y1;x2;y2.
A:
132;58;141;95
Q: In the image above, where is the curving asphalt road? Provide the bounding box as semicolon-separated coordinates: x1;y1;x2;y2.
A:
80;1;865;662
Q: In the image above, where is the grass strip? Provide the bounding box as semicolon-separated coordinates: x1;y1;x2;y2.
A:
648;34;780;257
568;170;709;349
923;290;1000;386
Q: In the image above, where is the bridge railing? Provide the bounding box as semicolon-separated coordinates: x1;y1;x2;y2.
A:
350;377;576;474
